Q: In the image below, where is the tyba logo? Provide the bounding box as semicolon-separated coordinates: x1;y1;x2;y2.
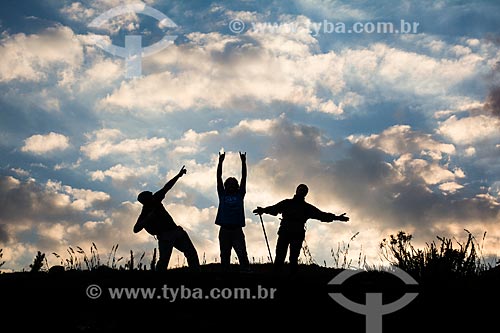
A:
328;266;418;333
89;3;178;78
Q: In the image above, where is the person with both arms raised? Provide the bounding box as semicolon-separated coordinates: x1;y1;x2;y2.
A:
214;151;251;272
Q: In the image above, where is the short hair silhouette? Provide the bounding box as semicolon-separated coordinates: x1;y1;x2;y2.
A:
296;184;309;197
137;191;153;204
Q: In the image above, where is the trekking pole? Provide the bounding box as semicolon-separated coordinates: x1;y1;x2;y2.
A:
258;214;273;264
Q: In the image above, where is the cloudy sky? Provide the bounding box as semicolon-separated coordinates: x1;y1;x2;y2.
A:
1;0;500;271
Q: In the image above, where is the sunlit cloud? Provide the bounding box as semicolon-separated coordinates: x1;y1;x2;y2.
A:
21;132;70;154
81;129;167;160
0;26;83;82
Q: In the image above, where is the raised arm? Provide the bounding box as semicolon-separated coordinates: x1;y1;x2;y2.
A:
155;165;187;198
217;152;225;194
239;151;247;193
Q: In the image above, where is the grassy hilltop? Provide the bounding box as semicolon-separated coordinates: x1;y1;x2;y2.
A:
1;231;499;332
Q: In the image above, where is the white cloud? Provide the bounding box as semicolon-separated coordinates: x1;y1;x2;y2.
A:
464;147;476;157
91;164;159;183
60;0;158;32
349;125;455;159
0;176;112;227
229;118;280;135
60;2;96;21
96;25;489;118
10;168;30;177
433;100;484;119
81;128;167;160
438;115;500;145
21;132;70;154
44;179;111;212
0;26;83;82
37;223;67;243
1;176;21;191
439;181;464;194
351;43;483;97
63;187;111;210
175;158;219;194
80;58;122;89
466;39;481;47
98;26;347;114
170;129;219;156
394;154;456;185
453;167;466;179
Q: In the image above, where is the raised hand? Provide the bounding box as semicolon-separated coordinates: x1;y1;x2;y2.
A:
239;151;246;163
178;165;187;177
219;151;225;163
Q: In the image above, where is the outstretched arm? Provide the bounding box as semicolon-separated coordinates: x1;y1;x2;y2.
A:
253;200;286;216
239;151;247;193
309;205;349;223
155;165;187;199
217;152;225;194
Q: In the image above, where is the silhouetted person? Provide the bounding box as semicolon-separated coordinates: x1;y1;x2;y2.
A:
134;166;200;271
215;151;250;271
253;184;349;273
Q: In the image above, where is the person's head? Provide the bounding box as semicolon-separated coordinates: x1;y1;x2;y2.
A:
224;177;239;194
137;191;153;205
295;184;309;199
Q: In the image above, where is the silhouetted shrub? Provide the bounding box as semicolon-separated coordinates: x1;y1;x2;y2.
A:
30;251;46;273
380;229;489;279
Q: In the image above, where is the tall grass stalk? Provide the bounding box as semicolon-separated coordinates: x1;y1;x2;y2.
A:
331;232;365;269
0;248;5;269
